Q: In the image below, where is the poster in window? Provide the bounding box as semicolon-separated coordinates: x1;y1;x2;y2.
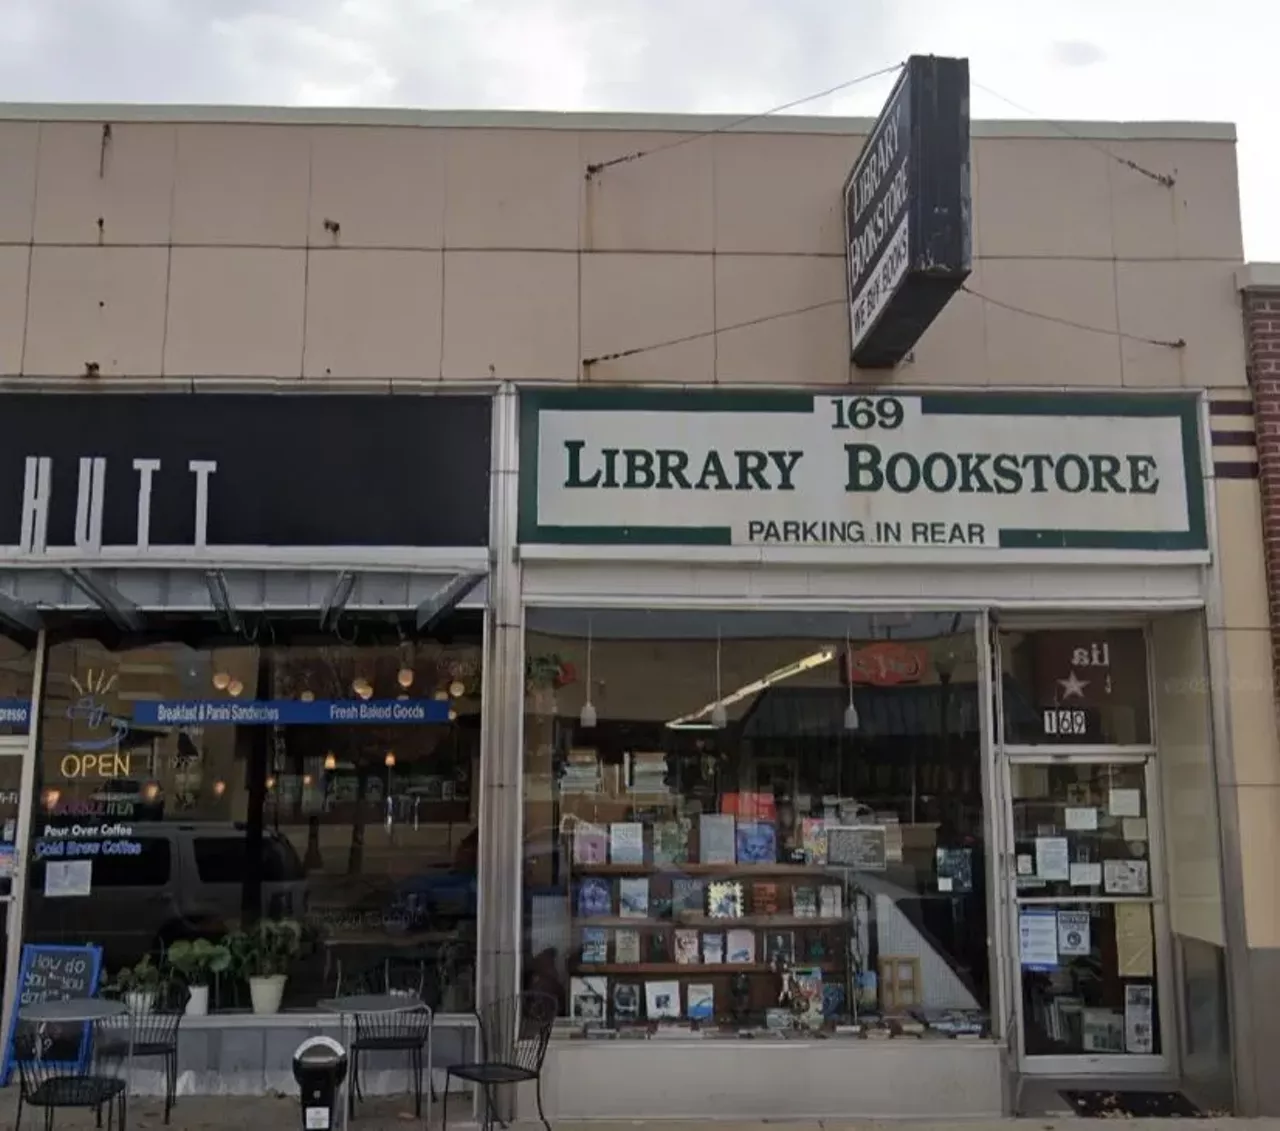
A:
1124;983;1155;1054
826;825;887;871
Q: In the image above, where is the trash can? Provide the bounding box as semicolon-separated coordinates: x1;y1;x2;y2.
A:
293;1035;348;1130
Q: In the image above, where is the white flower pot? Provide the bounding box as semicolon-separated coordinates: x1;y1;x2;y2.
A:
185;984;210;1017
249;974;287;1015
125;990;156;1014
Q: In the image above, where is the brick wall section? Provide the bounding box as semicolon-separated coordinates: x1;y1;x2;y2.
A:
1244;287;1280;687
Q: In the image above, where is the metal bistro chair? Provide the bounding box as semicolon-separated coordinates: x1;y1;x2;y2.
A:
98;981;189;1125
12;1015;127;1131
342;963;434;1119
444;991;557;1131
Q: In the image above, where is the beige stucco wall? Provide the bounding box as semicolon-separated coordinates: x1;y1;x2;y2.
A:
0;107;1247;389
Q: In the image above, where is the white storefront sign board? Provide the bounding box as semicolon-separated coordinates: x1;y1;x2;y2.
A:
518;390;1207;564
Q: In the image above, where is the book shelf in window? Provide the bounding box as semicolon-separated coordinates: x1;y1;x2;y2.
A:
566;850;858;1032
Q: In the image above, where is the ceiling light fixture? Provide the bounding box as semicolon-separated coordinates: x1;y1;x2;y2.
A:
667;647;836;729
580;617;597;729
324;752;337;771
710;627;727;729
844;628;860;732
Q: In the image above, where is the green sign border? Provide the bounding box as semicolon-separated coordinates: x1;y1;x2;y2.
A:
516;389;1207;551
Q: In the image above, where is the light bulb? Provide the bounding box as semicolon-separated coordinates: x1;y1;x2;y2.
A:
711;703;728;728
580;701;597;728
844;701;860;731
448;708;457;722
384;752;396;767
228;678;244;698
303;774;313;787
212;780;226;797
142;781;160;802
212;672;230;691
397;667;415;689
300;689;315;703
43;788;61;810
266;776;276;790
353;678;373;701
324;753;337;771
449;680;465;699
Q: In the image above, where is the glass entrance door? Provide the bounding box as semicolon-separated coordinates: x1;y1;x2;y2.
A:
1007;756;1170;1074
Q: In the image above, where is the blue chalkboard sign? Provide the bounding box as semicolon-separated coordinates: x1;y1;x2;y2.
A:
1;944;102;1086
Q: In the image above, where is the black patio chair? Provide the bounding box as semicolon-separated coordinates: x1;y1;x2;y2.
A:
342;964;434;1119
11;1016;127;1131
443;990;557;1131
97;981;189;1124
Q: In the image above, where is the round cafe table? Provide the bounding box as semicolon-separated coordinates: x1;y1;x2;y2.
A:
18;998;135;1131
318;992;432;1130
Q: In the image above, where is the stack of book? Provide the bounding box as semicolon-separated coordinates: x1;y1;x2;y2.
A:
628;750;669;793
560;747;601;794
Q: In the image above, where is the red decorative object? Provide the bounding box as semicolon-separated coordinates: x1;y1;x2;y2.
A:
553;661;576;688
845;642;929;686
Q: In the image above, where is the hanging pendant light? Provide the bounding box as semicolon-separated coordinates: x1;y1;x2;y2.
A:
580;617;597;729
324;752;337;771
397;661;415;689
212;671;231;691
710;626;727;728
843;629;860;731
227;678;244;698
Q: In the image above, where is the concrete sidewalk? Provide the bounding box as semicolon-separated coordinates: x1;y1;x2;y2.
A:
0;1092;1274;1131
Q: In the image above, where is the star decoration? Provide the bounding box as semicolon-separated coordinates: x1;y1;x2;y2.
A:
1058;670;1089;700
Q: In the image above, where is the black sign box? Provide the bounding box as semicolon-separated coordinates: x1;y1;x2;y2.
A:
0;393;492;550
843;55;972;368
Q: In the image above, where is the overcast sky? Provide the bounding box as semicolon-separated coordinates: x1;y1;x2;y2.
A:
3;0;1274;259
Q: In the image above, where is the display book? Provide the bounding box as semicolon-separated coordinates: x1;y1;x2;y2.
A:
565;796;984;1041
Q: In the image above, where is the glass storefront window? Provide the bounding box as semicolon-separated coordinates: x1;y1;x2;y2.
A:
1001;629;1151;746
24;615;482;1013
521;608;991;1039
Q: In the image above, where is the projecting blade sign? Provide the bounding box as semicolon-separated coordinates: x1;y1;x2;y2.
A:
844;55;972;368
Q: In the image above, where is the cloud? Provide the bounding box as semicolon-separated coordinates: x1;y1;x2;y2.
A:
0;0;901;113
1049;39;1107;67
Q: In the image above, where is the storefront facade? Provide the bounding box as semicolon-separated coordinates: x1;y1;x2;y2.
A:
0;96;1268;1115
508;387;1238;1118
0;390;498;1095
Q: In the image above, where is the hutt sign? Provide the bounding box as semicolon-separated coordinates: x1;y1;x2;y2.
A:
518;390;1207;557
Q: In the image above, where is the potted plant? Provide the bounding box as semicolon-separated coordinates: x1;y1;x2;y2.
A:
225;918;302;1015
164;938;232;1016
109;955;164;1014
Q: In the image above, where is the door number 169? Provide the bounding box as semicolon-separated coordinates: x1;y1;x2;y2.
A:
1043;709;1086;736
